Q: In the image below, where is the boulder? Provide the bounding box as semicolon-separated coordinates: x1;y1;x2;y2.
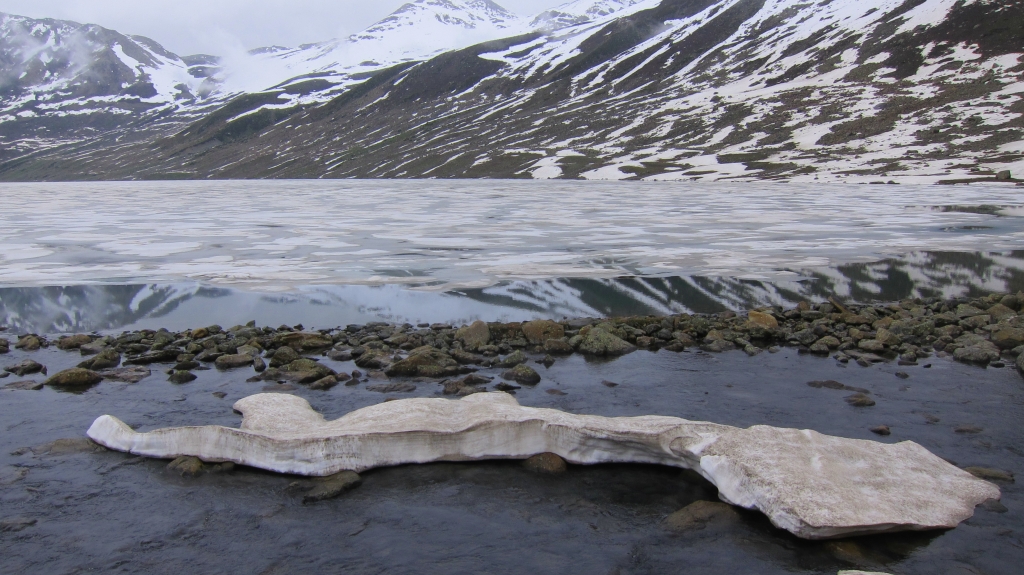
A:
521;320;564;345
577;325;636;357
56;334;93;350
302;471;362;503
523;452;567;473
78;348;121;370
502;364;541;385
88;392;1002;540
497;349;528;368
215;354;256;370
15;335;42;351
168;371;197;384
274;332;333;351
5;359;44;377
992;327;1024;350
663;500;740;532
384;347;457;377
354;349;393;370
544;335;577;354
45;368;103;388
953;341;1000;365
455;321;490;350
97;366;151;383
746;310;779;329
167;456;204;477
309;375;339;391
269;346;300;367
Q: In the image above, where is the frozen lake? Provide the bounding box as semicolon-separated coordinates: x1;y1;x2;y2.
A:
1;180;1023;331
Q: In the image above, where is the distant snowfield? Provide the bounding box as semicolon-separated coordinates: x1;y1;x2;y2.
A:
1;180;1022;292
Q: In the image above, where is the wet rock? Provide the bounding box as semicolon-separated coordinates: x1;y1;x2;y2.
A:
32;437;106;455
953;341;1000;365
309;375;339;391
577;324;636;357
4;380;43;390
543;338;574;355
992;327;1024;350
498;349;528;368
870;425;891;436
986;303;1017;322
5;359;44;377
1017;352;1024;374
895;371;909;379
663;500;741;533
366;382;416;393
455;320;490;350
284;359;335;381
502;364;541;385
807;380;870;393
521;320;564;345
384;347;457;377
702;339;736;353
215;354;255;370
167;456;204;477
168;371;197;384
56;334;93;350
303;471;362;503
269;346;300;368
963;467;1014;483
954;425;983;434
980;499;1008;513
523;452;567;473
212;392;227;399
0;339;8;354
45;368;102;388
845;393;876;407
274;331;334;352
327;349;353;362
888;319;934;339
354;349;393;370
0;517;37;532
15;335;42;351
538;354;556;367
601;380;619;388
97;366;151;383
792;329;818;346
253;356;267;372
545;388;567;396
441;376;486;396
125;348;181;365
78;348;121;370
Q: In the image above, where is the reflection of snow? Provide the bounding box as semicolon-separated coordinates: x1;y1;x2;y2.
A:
3;250;1020;333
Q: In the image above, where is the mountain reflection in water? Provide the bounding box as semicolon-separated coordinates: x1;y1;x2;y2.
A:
1;251;1022;334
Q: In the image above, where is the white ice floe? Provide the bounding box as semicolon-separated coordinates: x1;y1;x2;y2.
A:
88;392;1000;540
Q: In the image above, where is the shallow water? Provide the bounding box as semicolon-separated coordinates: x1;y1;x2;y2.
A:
1;345;1021;574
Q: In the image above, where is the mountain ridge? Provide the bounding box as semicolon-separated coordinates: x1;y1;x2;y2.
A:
0;0;1021;183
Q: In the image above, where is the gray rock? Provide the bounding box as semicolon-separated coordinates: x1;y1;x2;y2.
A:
543;338;574;355
309;375;339;391
303;471;362;503
502;364;541;385
97;366;151;383
45;368;103;388
498;349;528;367
0;517;37;532
455;320;490;350
168;371;197;384
577;325;636;357
78;348;121;370
365;382;416;393
215;354;255;370
5;359;44;377
521;320;564;345
663;500;740;533
56;334;93;350
269;346;300;367
167;456;204;477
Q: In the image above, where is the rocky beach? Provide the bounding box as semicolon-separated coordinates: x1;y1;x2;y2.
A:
2;291;1022;574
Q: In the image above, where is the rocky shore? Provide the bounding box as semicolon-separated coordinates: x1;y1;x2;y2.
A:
3;291;1024;393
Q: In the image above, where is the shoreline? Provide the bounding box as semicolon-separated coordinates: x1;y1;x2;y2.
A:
5;291;1023;391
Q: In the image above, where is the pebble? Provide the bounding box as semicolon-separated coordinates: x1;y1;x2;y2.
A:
545;389;567;396
954;425;983;434
302;471;362;503
963;467;1015;483
845;393;876;407
167;456;204;477
870;425;891;436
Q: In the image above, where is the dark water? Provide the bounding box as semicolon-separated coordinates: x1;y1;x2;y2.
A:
2;251;1023;335
1;344;1021;574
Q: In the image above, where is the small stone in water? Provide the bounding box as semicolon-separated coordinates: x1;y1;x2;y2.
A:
870;425;891;436
522;453;567;474
954;425;983;434
212;392;227;399
601;380;619;387
895;371;909;379
167;456;204;477
845;393;875;407
303;471;362;503
963;467;1014;483
545;389;567;396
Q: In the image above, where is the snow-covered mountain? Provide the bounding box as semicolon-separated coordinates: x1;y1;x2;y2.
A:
0;0;1021;183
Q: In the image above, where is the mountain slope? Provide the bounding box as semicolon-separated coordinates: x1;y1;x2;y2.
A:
0;0;1021;183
